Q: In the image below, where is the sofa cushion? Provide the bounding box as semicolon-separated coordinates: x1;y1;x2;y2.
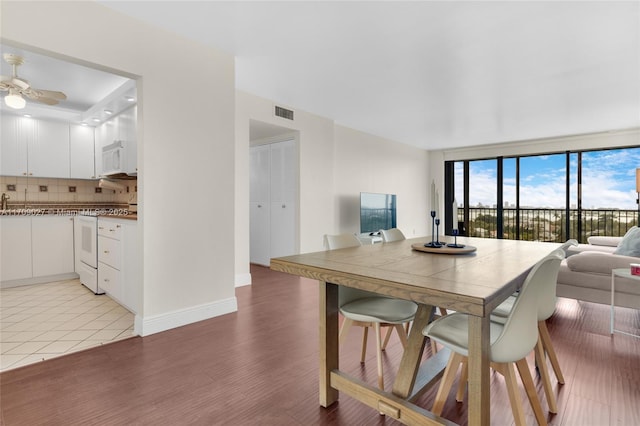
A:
613;226;640;256
565;251;640;275
587;236;623;247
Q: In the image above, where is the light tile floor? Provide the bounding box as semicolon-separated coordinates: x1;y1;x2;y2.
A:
1;278;134;372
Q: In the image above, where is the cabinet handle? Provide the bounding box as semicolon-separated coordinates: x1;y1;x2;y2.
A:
104;250;110;254
109;228;115;232
103;278;110;282
282;204;286;208
257;204;262;208
98;226;105;230
29;173;32;176
22;172;27;176
116;225;121;228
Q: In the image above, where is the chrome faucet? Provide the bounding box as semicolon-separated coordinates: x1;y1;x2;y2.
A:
1;192;9;210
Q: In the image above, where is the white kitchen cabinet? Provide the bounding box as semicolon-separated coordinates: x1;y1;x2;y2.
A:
0;115;72;178
31;216;75;277
0;114;32;177
97;217;139;313
0;216;32;281
249;139;297;266
70;124;96;179
0;215;76;285
30;120;70;178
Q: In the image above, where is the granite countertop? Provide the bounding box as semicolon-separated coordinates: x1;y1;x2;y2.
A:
97;213;137;220
1;204;137;220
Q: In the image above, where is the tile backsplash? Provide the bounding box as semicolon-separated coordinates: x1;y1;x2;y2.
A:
0;176;136;205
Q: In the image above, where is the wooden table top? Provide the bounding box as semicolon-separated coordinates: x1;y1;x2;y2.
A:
271;236;561;317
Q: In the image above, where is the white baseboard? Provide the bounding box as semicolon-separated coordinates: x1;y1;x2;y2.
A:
1;273;79;289
134;296;238;336
235;272;252;287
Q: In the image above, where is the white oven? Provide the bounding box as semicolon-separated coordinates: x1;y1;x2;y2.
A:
76;214;103;294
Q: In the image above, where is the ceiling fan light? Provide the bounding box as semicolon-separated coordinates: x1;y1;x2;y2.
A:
5;90;26;109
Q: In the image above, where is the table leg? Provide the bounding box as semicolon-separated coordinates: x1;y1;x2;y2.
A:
319;281;339;407
392;303;433;398
467;315;491;426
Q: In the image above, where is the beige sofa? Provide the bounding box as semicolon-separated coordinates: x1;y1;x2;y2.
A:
557;234;640;309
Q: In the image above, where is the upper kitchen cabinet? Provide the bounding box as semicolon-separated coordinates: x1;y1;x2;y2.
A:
70;124;96;179
1;114;29;176
30;119;70;178
0;114;70;178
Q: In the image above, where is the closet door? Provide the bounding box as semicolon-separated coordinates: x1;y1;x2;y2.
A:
249;140;297;265
269;140;296;259
250;145;271;265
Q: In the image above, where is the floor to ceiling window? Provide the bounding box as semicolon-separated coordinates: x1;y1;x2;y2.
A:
468;159;498;238
580;148;640;240
445;146;640;243
519;153;567;242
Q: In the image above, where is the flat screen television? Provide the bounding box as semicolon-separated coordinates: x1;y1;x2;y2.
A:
360;192;397;234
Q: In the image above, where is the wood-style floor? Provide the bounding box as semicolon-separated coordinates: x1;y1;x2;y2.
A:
1;264;639;425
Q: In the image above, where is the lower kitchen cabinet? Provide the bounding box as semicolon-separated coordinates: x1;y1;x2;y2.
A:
97;217;139;313
32;216;75;277
0;215;75;284
0;217;32;281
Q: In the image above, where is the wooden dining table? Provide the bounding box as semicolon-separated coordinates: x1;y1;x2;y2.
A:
270;236;561;425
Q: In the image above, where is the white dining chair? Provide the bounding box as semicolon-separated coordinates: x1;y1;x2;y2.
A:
489;239;577;413
325;233;418;391
423;248;565;426
380;228;406;243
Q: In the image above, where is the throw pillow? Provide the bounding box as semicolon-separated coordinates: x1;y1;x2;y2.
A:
613;226;640;257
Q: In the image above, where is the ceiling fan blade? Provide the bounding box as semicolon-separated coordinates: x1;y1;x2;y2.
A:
23;87;67;101
31;88;66;100
29;96;60;106
11;78;30;90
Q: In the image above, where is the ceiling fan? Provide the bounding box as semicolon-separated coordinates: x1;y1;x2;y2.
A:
0;53;67;109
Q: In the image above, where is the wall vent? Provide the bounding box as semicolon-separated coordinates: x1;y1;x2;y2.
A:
275;105;294;120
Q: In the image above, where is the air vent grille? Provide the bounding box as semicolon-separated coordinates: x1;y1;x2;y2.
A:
275;105;294;120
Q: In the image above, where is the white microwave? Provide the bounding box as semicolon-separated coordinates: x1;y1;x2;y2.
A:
102;140;136;176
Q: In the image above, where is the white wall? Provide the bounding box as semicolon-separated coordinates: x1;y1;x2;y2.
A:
333;125;430;237
2;1;237;335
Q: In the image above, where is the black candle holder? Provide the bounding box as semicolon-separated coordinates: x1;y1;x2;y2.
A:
447;228;465;248
424;211;443;248
435;219;441;244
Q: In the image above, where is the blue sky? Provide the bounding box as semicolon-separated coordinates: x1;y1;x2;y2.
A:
455;147;640;210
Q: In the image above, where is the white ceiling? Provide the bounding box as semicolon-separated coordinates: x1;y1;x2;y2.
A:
4;2;639;150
